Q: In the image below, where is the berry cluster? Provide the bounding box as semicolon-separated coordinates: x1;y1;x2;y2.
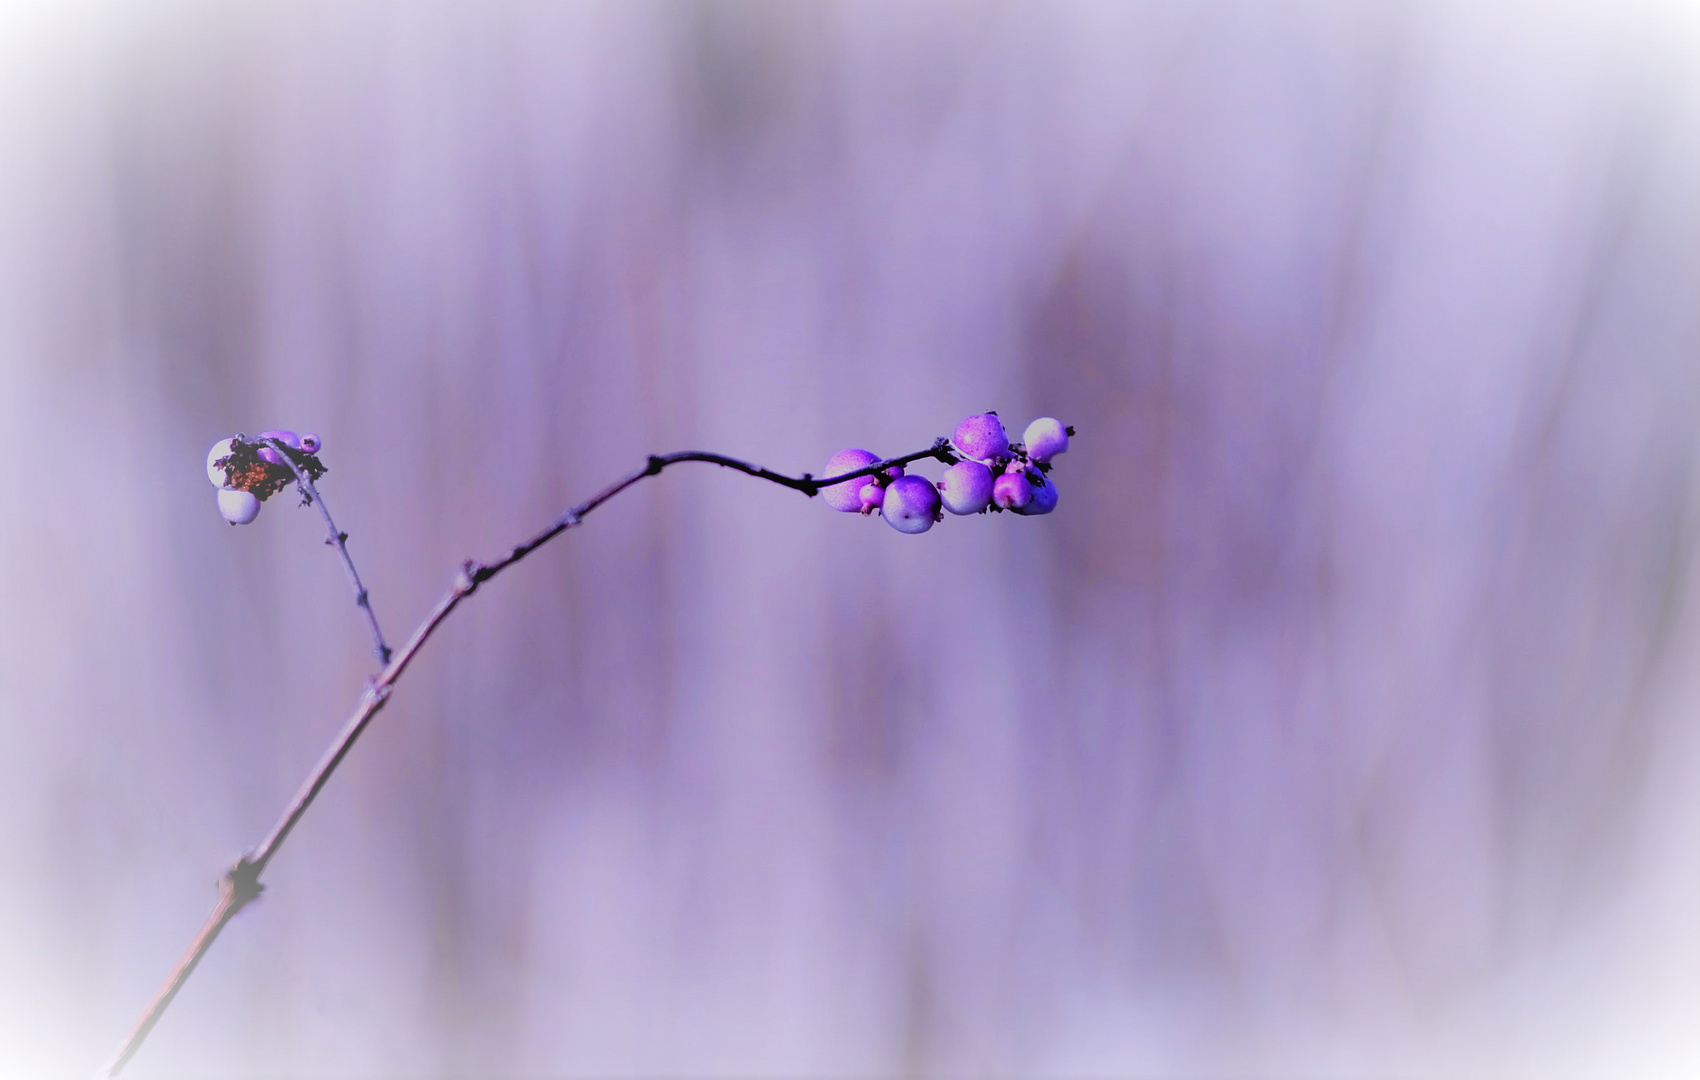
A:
822;413;1071;535
206;430;326;524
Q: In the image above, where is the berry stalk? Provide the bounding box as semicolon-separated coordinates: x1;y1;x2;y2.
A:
259;436;392;666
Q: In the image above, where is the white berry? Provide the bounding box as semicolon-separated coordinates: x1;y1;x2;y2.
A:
217;487;261;525
1023;417;1069;463
206;439;236;487
939;460;994;515
1013;472;1058;515
822;449;880;512
882;475;940;534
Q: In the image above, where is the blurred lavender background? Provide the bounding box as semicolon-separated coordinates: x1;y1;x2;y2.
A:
3;0;1699;1075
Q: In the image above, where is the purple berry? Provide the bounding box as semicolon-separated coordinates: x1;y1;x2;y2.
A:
859;482;885;513
939;460;994;515
953;413;1009;461
992;470;1033;510
1013;472;1057;515
217;487;261;525
299;433;322;454
256;446;287;466
258;429;301;450
1023;417;1068;463
822;449;880;512
883;475;940;534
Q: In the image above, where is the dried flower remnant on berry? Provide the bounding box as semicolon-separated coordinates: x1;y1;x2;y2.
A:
211;433;329;502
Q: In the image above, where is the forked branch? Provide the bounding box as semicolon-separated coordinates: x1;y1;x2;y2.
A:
102;438;956;1077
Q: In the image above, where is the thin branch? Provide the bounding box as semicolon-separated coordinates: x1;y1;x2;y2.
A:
103;438;955;1077
265;438;391;666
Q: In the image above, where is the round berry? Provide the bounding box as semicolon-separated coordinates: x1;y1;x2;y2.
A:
938;459;994;515
258;429;301;450
953;413;1009;461
883;475;940;534
217;487;261;525
299;433;322;454
1013;472;1058;515
992;470;1033;510
206;438;236;487
1023;417;1069;463
822;449;880;512
859;482;885;513
256;446;287;467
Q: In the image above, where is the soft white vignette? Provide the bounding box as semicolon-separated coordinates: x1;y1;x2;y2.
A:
2;0;1699;1076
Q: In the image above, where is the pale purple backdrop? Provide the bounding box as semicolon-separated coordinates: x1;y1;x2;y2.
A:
2;1;1699;1076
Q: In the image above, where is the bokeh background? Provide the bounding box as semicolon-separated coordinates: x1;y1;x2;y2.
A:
3;0;1699;1076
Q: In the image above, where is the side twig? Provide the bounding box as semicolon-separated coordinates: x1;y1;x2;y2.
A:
102;438;955;1077
266;437;391;666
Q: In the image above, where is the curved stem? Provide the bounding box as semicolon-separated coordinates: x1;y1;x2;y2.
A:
103;437;955;1076
267;438;391;666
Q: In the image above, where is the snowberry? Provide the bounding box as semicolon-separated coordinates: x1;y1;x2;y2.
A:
206;439;236;487
859;482;885;513
822;448;881;512
1013;472;1057;515
939;460;994;515
992;470;1033;510
217;487;261;525
883;475;940;534
1023;417;1069;463
256;430;300;467
953;413;1009;461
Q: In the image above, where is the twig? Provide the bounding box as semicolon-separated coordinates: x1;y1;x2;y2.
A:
265;438;391;666
102;438;956;1077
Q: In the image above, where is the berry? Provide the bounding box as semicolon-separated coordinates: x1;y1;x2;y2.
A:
821;449;880;512
992;470;1033;510
883;475;940;534
217;487;261;525
859;482;885;513
939;460;994;515
953;413;1009;461
1023;417;1069;463
299;433;322;454
206;439;236;487
257;430;303;467
1013;472;1057;515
